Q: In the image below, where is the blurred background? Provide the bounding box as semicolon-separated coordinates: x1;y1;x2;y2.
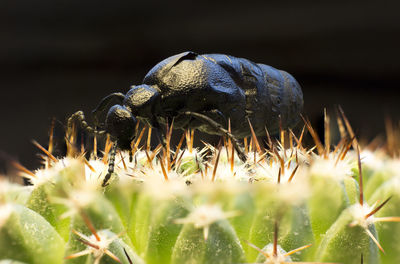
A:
0;0;399;171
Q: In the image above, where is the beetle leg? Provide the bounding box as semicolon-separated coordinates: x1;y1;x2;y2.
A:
183;111;247;163
150;117;168;150
67;111;106;137
102;141;118;187
151;119;178;165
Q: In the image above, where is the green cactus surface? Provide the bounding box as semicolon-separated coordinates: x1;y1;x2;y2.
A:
1;116;400;264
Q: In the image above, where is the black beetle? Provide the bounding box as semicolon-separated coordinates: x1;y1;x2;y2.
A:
68;51;303;186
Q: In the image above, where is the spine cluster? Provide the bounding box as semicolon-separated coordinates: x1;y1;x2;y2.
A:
0;113;399;264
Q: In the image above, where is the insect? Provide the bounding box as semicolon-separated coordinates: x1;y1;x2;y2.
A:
68;51;303;186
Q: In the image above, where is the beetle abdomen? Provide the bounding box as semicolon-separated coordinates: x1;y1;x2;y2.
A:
254;64;303;135
206;54;303;136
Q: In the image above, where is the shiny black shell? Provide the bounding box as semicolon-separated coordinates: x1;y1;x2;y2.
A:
126;51;303;138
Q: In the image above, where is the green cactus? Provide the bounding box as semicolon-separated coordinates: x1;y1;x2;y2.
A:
1;115;400;264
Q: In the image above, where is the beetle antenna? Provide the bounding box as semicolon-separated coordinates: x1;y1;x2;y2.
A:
68;111;106;137
91;92;125;126
102;141;118;187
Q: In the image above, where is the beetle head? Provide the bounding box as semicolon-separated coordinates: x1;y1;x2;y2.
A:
105;105;137;150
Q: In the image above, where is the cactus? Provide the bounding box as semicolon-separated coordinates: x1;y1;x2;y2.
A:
1;113;400;264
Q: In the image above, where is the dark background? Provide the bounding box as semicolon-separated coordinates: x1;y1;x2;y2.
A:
1;0;399;170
